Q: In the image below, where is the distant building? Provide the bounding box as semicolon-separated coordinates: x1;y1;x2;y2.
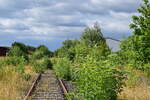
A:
0;47;10;56
106;38;120;52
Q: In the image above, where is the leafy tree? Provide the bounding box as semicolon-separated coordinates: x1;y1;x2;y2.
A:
81;22;106;47
11;42;37;55
56;40;79;60
129;0;150;62
62;40;80;49
26;45;36;54
12;42;27;53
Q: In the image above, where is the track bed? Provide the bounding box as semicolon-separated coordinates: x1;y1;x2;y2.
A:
29;70;65;100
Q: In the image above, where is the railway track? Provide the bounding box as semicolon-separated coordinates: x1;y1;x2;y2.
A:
24;70;69;100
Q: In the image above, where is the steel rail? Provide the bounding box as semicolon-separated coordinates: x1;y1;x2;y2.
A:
24;72;70;100
24;73;41;100
58;78;71;100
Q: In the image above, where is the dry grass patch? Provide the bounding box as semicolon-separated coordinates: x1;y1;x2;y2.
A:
118;83;150;100
0;65;36;100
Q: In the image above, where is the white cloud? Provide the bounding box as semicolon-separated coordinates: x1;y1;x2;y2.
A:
0;0;143;50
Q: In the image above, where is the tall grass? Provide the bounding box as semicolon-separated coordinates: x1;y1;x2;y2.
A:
118;67;150;100
0;64;36;100
0;66;27;100
118;83;150;100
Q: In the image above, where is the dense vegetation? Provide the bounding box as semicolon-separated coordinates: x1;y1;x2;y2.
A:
53;0;150;100
54;23;125;100
0;0;149;99
0;42;53;99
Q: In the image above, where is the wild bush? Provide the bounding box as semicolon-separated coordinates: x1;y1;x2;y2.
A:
7;46;28;60
12;42;27;53
0;57;26;75
54;58;71;81
71;56;125;100
32;62;45;73
81;22;106;47
32;45;52;60
41;57;53;69
55;40;79;60
32;57;52;73
2;56;27;66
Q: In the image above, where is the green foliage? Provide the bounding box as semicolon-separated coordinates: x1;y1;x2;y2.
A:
123;0;150;63
26;45;36;52
54;58;71;81
56;40;79;60
32;57;53;73
41;57;53;69
22;73;31;81
81;22;106;47
32;45;53;60
12;42;27;53
0;57;27;74
7;46;28;60
73;42;110;63
32;62;45;73
1;56;27;66
120;0;150;74
16;63;25;74
71;56;125;100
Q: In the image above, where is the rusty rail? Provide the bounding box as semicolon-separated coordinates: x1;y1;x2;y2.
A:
24;73;41;100
58;78;71;100
24;71;71;100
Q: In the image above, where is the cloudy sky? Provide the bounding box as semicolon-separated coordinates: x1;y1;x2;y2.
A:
0;0;143;50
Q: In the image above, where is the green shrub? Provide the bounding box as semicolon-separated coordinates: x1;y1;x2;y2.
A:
22;73;31;81
41;57;53;69
16;63;25;74
71;56;125;100
32;62;44;73
7;46;28;60
143;64;150;76
12;42;27;53
54;58;71;81
119;0;150;74
0;57;27;70
3;56;27;66
32;57;52;73
32;45;52;60
0;57;26;76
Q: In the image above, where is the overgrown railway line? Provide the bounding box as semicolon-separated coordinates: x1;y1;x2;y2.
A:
24;70;69;100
